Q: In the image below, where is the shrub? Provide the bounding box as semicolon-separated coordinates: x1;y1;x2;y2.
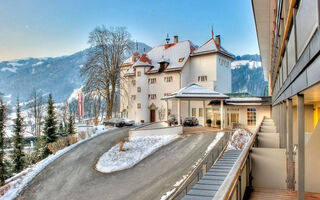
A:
67;135;78;146
216;120;221;126
78;132;86;140
48;138;68;154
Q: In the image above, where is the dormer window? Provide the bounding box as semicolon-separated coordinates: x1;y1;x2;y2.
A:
178;57;184;62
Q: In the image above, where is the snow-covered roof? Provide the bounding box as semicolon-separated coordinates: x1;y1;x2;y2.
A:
209;96;271;106
132;53;152;67
193;38;218;54
125;40;193;75
162;83;229;100
191;38;234;59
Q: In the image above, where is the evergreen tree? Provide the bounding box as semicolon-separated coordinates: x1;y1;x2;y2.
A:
11;98;25;173
66;114;75;135
0;98;7;185
42;94;58;158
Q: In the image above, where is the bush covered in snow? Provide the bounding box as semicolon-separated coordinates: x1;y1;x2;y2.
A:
227;129;253;150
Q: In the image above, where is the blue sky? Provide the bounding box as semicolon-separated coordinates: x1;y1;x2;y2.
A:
0;0;259;61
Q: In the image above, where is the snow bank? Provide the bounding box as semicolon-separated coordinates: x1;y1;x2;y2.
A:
96;135;178;173
227;129;253;150
0;126;114;200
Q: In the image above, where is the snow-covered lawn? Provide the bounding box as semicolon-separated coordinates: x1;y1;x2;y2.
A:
160;132;225;200
96;135;179;173
227;129;253;150
0;126;114;200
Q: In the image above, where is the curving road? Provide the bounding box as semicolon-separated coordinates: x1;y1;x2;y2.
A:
17;128;218;200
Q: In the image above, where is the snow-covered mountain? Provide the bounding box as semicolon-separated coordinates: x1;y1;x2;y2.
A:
0;42;151;104
231;54;267;96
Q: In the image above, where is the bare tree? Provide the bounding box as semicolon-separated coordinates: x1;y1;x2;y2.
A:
27;89;44;137
81;26;131;119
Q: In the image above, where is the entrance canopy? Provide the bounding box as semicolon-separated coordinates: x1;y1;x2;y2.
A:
161;83;229;100
161;83;229;129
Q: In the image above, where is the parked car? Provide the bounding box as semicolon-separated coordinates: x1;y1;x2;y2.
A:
123;118;135;126
168;114;178;125
103;118;125;127
183;117;199;126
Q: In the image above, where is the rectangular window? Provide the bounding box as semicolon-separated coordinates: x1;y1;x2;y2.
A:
148;78;156;84
137;71;141;77
131;95;136;100
164;76;173;82
199;108;203;117
137;87;141;93
247;108;256;126
198;76;207;82
137;103;141;109
131;80;136;86
148;94;156;100
192;108;196;117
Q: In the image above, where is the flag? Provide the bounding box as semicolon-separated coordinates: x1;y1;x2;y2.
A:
78;92;84;117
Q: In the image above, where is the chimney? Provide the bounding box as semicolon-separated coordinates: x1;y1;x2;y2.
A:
174;35;179;44
215;35;221;47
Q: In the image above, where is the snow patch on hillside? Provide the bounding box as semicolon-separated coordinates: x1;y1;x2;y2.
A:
32;61;44;66
231;60;261;69
7;62;23;67
1;68;16;73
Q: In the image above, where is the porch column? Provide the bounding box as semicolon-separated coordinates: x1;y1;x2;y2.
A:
178;99;181;125
202;101;206;126
297;94;305;200
283;101;287;148
220;99;224;130
188;100;190;117
165;100;169;121
287;98;294;190
211;105;214;127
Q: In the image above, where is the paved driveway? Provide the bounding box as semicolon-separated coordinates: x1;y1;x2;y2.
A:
17;128;218;200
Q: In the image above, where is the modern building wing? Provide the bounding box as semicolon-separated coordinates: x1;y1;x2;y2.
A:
252;0;320;198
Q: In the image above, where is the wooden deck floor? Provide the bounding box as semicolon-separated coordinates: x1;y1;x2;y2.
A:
249;188;320;200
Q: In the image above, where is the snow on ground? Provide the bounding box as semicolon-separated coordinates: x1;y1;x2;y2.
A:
96;135;179;173
160;188;176;200
0;126;114;200
227;129;253;150
160;132;225;200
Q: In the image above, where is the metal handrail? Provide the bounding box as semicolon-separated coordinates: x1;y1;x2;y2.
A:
213;116;265;200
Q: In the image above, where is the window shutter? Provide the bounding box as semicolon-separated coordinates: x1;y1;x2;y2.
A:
198;76;200;81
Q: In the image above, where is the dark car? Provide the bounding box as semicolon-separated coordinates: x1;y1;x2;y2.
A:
168;114;178;126
103;118;125;127
183;117;199;126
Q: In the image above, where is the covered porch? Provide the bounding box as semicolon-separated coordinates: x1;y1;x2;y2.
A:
162;83;229;130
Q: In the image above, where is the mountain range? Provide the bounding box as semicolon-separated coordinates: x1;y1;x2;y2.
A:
0;46;266;105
